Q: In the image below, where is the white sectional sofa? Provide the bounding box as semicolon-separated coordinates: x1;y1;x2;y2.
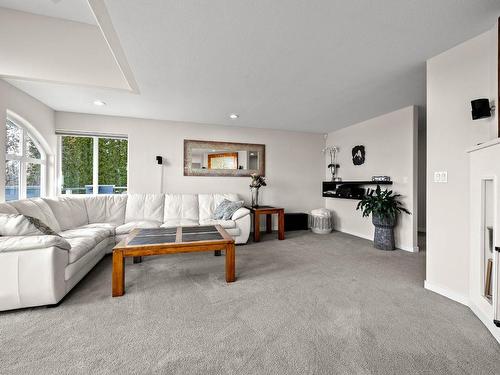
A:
0;193;250;311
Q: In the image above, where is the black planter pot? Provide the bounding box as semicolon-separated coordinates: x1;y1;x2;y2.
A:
372;215;396;250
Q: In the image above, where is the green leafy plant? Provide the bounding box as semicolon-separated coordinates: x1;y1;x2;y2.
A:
356;185;411;219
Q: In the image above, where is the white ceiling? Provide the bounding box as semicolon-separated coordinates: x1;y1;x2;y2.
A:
4;0;500;133
0;0;96;24
0;7;131;90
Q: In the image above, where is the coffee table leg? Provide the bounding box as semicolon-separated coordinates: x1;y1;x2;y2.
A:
225;243;236;282
253;213;261;242
278;210;285;240
133;256;142;263
214;250;221;256
112;250;125;297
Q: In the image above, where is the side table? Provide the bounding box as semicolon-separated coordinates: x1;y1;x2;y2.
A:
246;206;285;242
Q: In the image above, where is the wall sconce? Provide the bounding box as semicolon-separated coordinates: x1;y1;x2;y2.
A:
156;156;165;193
471;98;494;120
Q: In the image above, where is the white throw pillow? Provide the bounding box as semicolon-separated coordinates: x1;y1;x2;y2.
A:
0;214;60;237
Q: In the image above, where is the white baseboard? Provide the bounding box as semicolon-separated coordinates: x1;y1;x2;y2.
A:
334;227;371;241
469;302;500;343
335;227;418;253
399;244;420;253
424;281;469;306
424;282;500;344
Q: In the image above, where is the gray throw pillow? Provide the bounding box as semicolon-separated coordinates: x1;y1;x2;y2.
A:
213;199;233;220
213;199;244;220
222;201;244;220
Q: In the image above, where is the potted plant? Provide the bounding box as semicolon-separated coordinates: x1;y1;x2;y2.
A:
249;173;266;207
356;185;410;250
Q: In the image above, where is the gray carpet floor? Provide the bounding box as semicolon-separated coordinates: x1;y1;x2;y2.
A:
1;231;499;375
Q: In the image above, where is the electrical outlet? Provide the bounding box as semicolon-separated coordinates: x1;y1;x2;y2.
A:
441;171;448;183
433;171;448;183
434;172;440;183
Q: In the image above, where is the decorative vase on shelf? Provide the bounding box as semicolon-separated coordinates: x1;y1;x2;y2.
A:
250;187;260;207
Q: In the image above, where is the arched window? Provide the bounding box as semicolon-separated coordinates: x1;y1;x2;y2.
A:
5;117;46;201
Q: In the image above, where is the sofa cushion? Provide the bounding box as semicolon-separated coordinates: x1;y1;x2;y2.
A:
0;203;17;215
125;194;164;223
198;193;239;222
199;219;236;229
84;195;128;225
65;238;110;280
164;194;199;222
224;227;241;237
8;198;61;232
59;227;113;244
80;223;117;231
116;220;162;235
0;235;71;252
160;219;199;228
66;237;98;264
43;197;88;231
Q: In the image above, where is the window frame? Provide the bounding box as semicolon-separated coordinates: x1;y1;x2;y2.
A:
57;133;128;196
5;117;46;201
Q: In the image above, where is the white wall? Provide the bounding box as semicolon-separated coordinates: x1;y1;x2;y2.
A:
426;26;498;302
468;141;500;343
0;80;56;201
325;106;418;252
55;112;325;218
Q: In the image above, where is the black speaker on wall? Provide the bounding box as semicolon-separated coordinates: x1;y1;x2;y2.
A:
156;156;163;165
471;99;492;120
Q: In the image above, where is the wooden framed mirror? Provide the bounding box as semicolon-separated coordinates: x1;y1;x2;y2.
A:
184;139;265;177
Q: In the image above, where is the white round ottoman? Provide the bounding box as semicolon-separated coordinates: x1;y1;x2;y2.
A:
309;208;333;234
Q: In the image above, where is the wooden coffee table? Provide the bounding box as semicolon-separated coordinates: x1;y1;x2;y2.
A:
112;225;235;297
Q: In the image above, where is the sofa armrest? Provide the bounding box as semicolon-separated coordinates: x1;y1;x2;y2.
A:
232;207;250;221
0;235;71;253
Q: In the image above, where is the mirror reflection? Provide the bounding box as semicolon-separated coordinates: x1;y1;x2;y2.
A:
191;149;260;170
184;140;265;177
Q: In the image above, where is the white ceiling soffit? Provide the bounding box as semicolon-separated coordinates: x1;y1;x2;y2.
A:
0;5;137;92
4;0;500;133
0;0;97;25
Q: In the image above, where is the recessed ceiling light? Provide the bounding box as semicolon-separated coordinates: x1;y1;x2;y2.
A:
229;113;239;119
93;100;106;106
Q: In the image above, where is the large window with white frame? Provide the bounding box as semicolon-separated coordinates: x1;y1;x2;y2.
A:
5;118;46;201
59;134;128;195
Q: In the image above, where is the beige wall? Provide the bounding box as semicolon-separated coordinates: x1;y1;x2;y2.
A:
426;26;498;302
0;80;56;201
55;112;325;218
325;106;418;252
